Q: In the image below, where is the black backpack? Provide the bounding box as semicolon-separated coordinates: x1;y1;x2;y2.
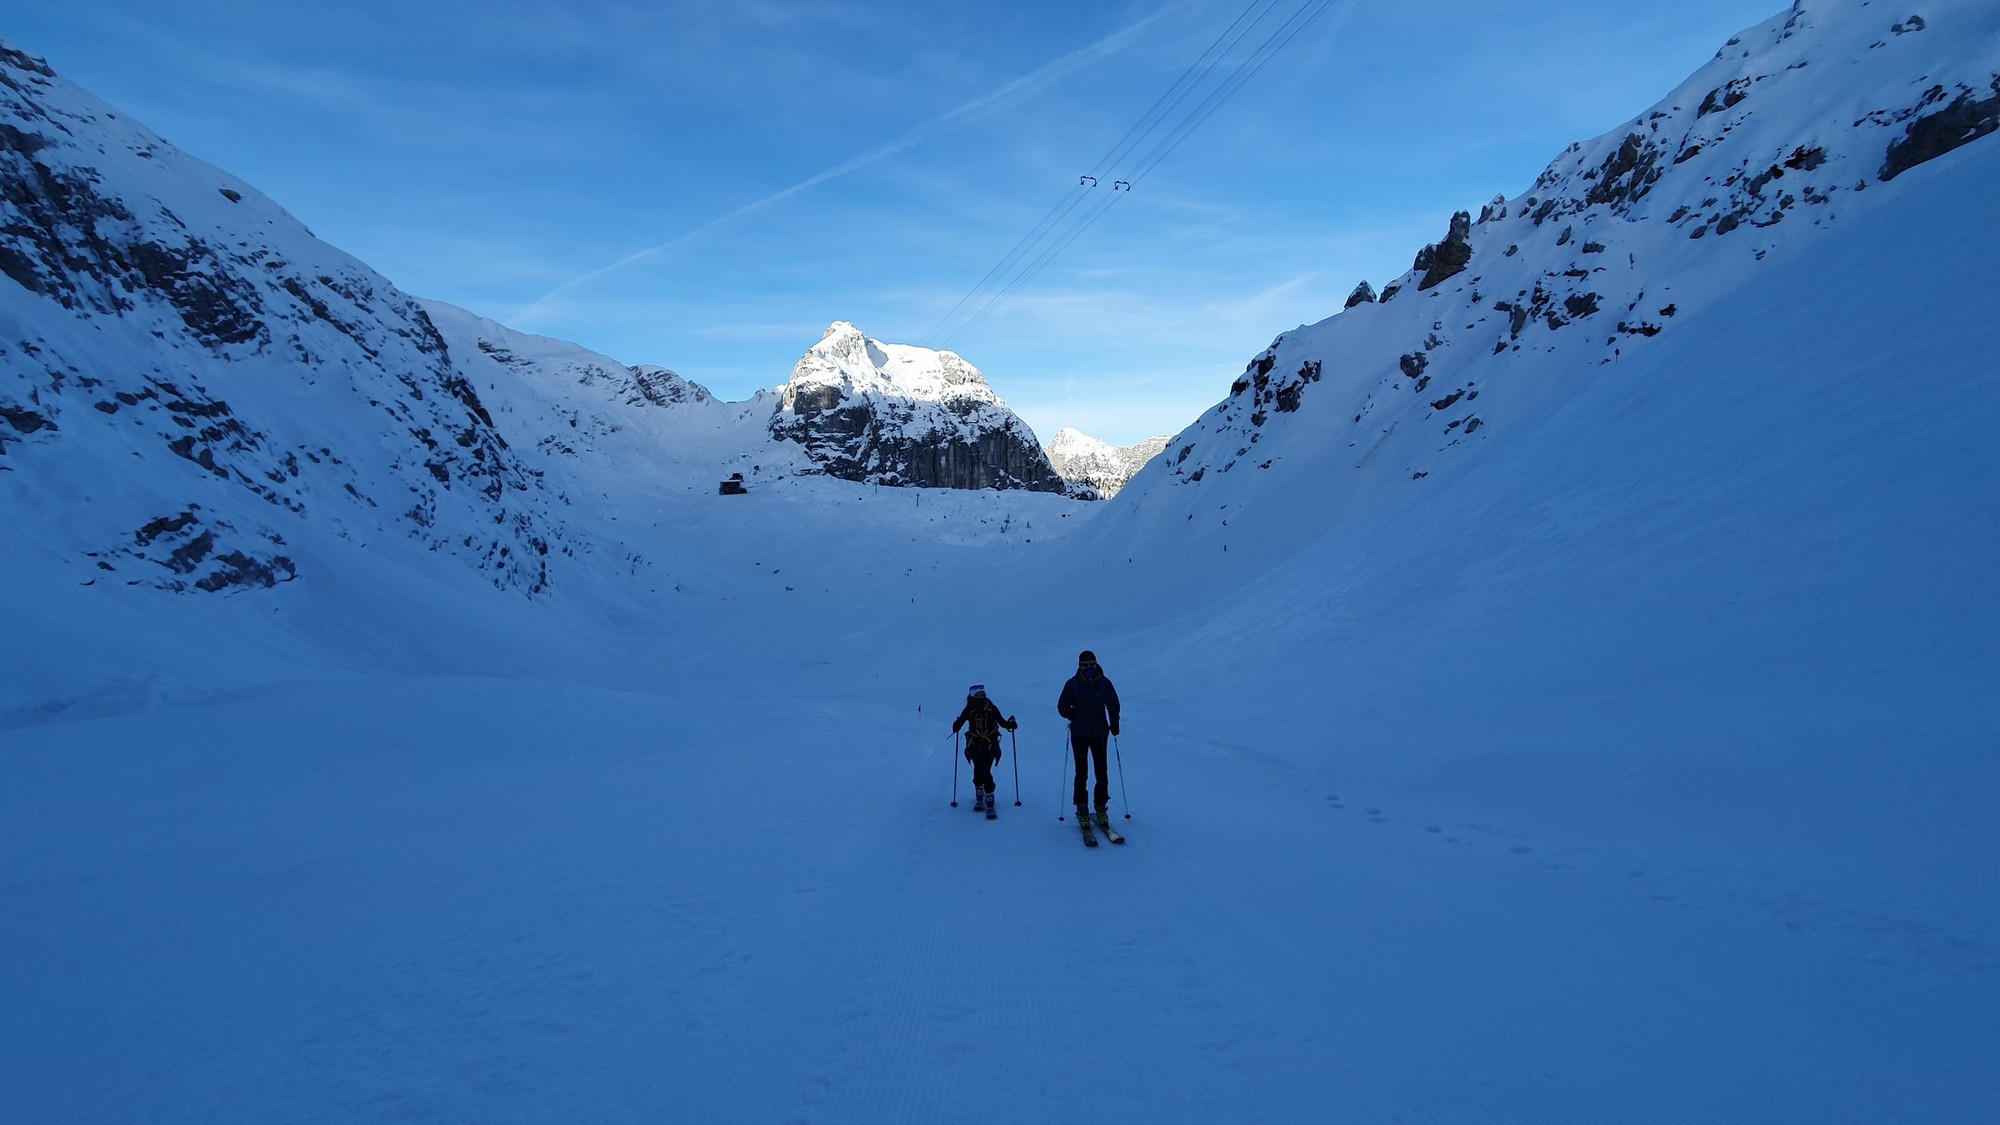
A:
967;702;999;742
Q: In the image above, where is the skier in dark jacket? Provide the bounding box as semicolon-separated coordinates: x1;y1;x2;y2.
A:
952;685;1017;814
1057;650;1121;826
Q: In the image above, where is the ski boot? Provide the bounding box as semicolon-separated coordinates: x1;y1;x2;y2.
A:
973;790;986;812
985;787;998;819
1094;809;1124;844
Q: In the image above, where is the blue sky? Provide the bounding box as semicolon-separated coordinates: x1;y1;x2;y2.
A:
12;0;1778;444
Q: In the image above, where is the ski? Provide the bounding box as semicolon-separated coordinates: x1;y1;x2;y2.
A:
1094;814;1125;845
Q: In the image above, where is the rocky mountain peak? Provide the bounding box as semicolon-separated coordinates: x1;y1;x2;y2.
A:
806;320;875;373
770;323;1068;493
792;321;990;402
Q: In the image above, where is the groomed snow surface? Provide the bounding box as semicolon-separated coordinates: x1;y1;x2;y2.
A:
8;76;2000;1125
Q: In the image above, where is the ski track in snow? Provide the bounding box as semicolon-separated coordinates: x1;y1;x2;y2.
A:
9;659;1992;1122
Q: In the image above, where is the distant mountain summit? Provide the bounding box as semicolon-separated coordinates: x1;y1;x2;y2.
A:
1045;428;1171;498
770;322;1068;493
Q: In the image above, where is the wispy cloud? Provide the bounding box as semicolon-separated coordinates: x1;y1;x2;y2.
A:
513;2;1195;327
687;320;835;344
1196;272;1320;326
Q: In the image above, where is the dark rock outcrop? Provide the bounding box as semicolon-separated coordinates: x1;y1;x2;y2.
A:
1414;211;1474;291
1881;78;2000;181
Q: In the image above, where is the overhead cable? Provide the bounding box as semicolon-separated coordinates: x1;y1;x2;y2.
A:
927;0;1339;351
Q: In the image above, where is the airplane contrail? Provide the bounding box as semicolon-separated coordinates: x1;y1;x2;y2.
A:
514;3;1193;326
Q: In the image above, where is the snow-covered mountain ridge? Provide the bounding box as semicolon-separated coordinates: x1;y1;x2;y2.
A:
1044;427;1170;498
0;39;571;595
0;42;1082;610
418;298;765;467
770;321;1069;493
1139;0;1998;518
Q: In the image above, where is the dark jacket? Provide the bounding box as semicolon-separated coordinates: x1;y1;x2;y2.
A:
1057;667;1120;738
953;697;1016;748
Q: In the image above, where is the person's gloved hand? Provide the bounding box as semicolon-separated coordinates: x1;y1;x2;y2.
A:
1110;724;1120;737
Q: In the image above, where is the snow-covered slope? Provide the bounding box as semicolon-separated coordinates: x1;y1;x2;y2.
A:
1045;0;2000;997
770;321;1069;492
420;299;800;488
0;40;570;596
1044;427;1170;498
1116;0;1999;577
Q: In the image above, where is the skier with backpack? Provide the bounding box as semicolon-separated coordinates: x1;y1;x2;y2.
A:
1057;649;1122;842
952;685;1018;818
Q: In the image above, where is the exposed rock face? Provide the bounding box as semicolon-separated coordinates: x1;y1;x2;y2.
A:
0;39;567;594
769;322;1067;493
1880;77;2000;180
1414;211;1474;291
630;364;714;408
1044;428;1171;498
1344;281;1378;308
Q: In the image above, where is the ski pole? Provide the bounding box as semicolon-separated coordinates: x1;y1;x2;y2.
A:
1056;733;1071;821
1113;734;1131;819
950;731;960;807
1010;729;1022;806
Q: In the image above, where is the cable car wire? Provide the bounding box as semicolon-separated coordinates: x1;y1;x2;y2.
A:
928;0;1339;350
922;0;1286;348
